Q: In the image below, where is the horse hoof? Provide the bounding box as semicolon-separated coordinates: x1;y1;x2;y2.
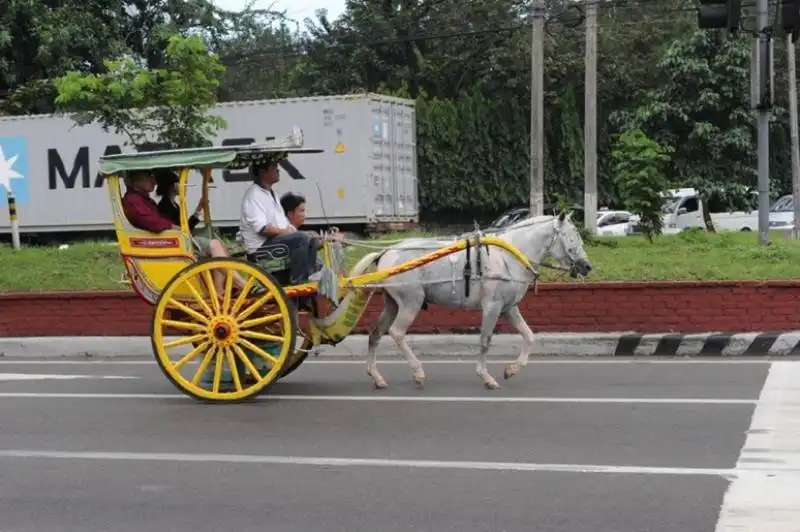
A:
484;380;501;390
374;379;389;390
504;367;517;380
414;376;425;388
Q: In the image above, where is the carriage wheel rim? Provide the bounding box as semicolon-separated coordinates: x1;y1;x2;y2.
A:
151;258;296;401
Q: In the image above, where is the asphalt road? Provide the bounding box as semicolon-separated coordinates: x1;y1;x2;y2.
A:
0;355;797;532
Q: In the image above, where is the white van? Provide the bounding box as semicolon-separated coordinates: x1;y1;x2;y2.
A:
660;187;759;233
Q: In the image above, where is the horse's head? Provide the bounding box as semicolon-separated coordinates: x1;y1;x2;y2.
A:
544;211;593;278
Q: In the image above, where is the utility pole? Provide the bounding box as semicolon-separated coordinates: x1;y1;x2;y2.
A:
755;0;772;246
783;1;800;239
584;0;598;234
530;0;545;216
788;36;800;239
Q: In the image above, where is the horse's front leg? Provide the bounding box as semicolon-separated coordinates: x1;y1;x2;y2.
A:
502;305;535;380
477;301;504;390
387;300;426;388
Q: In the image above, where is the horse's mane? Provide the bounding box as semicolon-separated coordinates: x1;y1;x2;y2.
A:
502;214;556;232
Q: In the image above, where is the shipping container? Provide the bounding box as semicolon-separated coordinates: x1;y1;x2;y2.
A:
0;93;419;236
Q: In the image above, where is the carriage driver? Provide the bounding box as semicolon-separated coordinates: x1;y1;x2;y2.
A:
239;157;321;285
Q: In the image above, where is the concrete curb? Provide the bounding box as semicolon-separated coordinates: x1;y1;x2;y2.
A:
1;332;799;359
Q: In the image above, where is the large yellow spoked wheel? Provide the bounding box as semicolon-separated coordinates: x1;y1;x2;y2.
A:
151;258;297;402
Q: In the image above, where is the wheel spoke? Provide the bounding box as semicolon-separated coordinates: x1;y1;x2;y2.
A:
239;338;278;366
230;277;256;316
224;347;243;391
239;330;285;343
222;271;234;315
236;292;276;323
168;298;210;325
164;333;207;350
239;313;284;329
232;344;262;382
191;347;216;385
212;348;224;393
174;341;209;370
202;270;221;314
184;283;214;318
162;319;206;333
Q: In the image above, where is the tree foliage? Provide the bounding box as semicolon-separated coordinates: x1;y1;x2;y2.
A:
0;0;797;225
611;129;672;242
613;30;763;231
53;35;226;149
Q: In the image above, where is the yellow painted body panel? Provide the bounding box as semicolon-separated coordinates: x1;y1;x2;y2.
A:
107;170;205;304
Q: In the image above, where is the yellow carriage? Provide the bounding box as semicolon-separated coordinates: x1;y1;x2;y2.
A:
99;132;536;402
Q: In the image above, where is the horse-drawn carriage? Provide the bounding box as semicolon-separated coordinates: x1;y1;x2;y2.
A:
99;128;591;402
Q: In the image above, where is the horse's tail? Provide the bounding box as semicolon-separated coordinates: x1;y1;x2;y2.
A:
347;250;385;297
348;250;383;277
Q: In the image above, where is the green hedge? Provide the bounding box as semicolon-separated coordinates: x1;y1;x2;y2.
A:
415;90;531;221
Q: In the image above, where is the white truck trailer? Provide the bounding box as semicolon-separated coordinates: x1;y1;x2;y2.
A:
0;93;419;237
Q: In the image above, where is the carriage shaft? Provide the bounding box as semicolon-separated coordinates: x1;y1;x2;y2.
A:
283;236;533;298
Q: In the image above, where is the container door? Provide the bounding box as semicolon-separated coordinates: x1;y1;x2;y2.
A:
370;103;394;218
390;103;418;219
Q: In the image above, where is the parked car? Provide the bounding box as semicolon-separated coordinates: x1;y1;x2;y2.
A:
769;194;795;233
596;210;638;236
485;205;632;237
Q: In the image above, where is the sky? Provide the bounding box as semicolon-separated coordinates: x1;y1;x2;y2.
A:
212;0;346;23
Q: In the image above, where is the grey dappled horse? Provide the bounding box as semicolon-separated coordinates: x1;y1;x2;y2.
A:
353;211;593;390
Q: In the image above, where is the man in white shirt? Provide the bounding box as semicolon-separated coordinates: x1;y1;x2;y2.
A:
239;158;319;285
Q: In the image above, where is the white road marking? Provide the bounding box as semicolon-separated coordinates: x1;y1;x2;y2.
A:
714;361;800;531
0;449;745;477
0;392;757;405
0;373;138;381
0;359;776;365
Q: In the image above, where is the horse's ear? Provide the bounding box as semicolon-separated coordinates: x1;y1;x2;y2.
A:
565;210;574;223
557;210;567;222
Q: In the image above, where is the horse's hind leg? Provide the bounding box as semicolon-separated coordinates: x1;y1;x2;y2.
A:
502;305;535;380
367;293;398;389
477;301;504;390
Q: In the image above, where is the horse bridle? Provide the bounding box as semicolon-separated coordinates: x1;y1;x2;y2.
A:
536;217;580;275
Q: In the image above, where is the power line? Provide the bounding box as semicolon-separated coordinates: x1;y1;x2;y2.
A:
217;3;755;67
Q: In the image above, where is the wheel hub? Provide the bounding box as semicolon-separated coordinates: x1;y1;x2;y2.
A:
208;317;238;347
214;324;231;340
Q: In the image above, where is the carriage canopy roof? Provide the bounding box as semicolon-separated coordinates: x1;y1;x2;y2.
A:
97;128;323;176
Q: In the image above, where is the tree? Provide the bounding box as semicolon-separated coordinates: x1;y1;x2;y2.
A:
215;9;304;101
53;34;227;150
0;0;245;115
612;129;672;242
612;30;766;231
0;0;128;114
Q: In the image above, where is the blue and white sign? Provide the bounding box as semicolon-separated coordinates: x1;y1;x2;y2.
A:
0;137;28;206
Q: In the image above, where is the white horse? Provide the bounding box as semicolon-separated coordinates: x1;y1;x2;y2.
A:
351;211;593;390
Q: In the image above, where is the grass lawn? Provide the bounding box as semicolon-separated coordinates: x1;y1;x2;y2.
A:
1;229;799;293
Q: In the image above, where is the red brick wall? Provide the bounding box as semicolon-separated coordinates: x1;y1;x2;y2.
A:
1;281;798;337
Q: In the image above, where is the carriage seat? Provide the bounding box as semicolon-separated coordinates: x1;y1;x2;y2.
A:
244;242;292;274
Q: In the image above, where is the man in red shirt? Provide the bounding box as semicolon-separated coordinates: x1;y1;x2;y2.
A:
122;170;247;295
122;171;179;233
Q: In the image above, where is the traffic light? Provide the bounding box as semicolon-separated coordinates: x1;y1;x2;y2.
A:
782;0;800;43
697;0;743;32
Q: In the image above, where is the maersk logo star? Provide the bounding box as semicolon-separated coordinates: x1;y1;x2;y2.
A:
0;137;29;206
0;144;23;195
